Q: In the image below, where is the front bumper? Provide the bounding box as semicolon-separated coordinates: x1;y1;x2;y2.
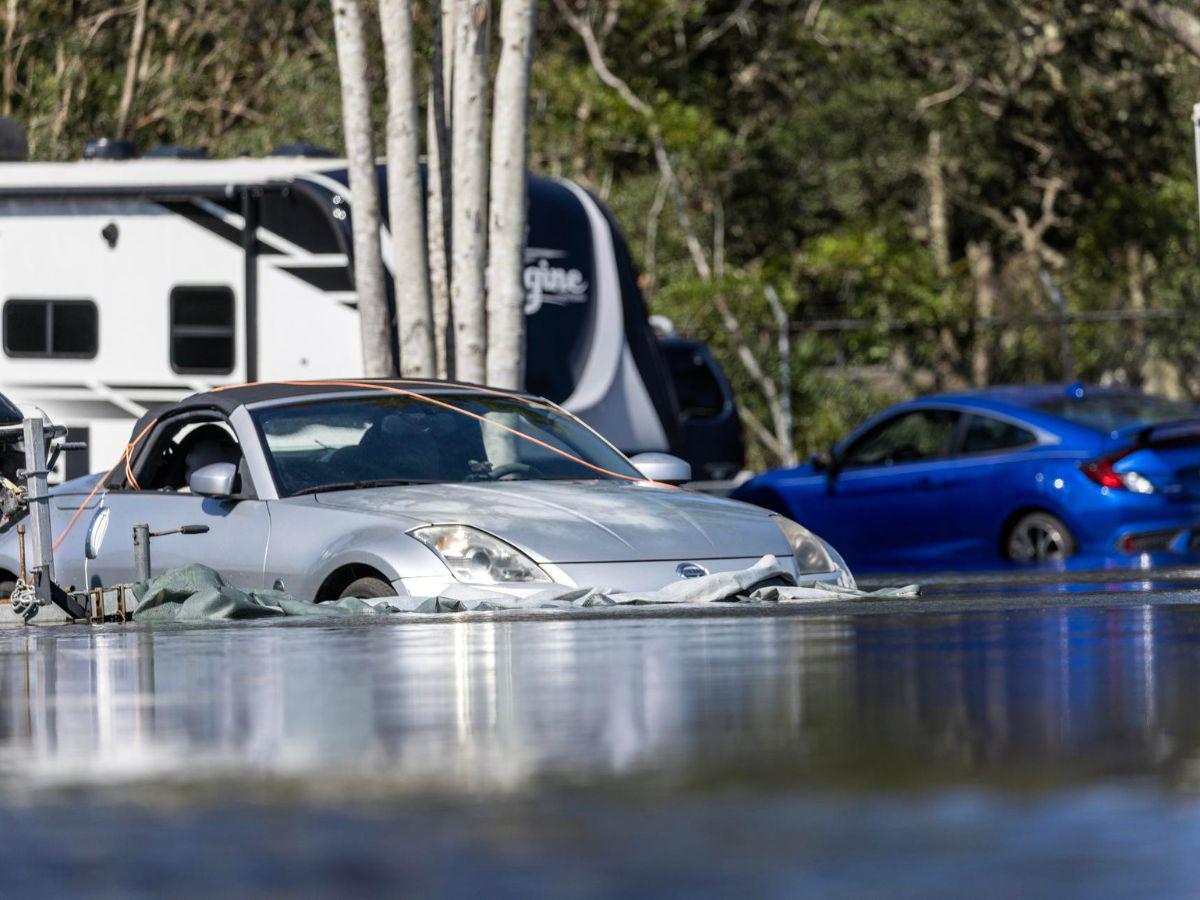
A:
398;555;845;598
1110;522;1200;555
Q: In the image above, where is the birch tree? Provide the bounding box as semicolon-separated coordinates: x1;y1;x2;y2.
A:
379;0;435;376
1123;0;1200;58
486;0;537;389
450;0;491;384
427;0;455;377
116;0;149;137
331;0;395;376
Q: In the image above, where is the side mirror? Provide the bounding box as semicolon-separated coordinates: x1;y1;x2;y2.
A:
188;462;238;498
630;452;692;485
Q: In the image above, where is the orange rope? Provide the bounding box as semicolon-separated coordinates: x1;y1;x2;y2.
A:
275;379;669;486
52;417;159;552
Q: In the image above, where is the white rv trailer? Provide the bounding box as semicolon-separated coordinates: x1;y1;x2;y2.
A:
0;155;683;478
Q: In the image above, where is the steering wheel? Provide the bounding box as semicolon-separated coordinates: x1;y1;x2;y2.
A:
488;462;534;481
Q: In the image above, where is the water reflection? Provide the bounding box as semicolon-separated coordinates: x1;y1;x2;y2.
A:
0;604;1197;793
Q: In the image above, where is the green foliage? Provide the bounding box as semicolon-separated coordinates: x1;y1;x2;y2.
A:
8;0;1200;464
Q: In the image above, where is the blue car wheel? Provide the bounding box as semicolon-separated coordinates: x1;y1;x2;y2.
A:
1005;511;1077;563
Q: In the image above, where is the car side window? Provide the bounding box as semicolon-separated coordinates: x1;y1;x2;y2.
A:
840;410;959;469
136;420;248;494
960;414;1037;456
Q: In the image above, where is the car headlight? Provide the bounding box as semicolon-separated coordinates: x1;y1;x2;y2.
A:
770;515;855;587
410;524;552;584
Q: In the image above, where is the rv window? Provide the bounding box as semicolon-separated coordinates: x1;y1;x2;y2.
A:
3;299;98;359
259;188;343;254
170;286;235;374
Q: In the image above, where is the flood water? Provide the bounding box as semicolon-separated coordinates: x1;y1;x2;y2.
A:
3;585;1200;897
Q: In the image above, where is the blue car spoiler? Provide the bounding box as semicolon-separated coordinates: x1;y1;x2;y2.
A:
1113;416;1200;448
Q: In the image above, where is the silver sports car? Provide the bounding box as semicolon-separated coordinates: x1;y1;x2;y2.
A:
0;381;854;600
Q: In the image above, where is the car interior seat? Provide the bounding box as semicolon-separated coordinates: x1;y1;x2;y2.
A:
175;424;245;492
335;413;445;482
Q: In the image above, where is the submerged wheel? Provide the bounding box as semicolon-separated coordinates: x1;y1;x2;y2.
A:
1005;512;1076;563
338;576;397;600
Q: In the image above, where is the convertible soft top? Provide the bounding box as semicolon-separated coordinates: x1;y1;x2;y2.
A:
125;378;537;442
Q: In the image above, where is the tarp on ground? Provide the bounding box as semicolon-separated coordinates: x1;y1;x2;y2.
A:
130;557;919;622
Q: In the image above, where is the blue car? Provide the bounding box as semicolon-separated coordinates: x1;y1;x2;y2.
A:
732;384;1200;572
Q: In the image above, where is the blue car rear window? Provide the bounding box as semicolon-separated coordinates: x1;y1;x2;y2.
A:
1035;395;1198;431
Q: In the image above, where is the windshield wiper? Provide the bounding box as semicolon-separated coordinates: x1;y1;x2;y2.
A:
290;478;436;496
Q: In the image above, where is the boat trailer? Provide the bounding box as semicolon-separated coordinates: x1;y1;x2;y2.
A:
1;415;90;621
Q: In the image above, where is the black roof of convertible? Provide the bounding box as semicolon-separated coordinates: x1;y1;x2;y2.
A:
127;378;539;444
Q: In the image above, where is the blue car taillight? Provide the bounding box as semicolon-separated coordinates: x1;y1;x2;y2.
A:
1080;448;1155;494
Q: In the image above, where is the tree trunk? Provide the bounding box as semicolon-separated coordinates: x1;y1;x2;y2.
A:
1126;244;1148;388
925;129;950;279
427;0;455;377
1125;0;1200;59
764;286;796;467
2;0;17;117
450;0;491;384
427;102;452;378
486;0;537;390
967;240;996;387
380;0;435;376
331;0;395;377
116;0;150;137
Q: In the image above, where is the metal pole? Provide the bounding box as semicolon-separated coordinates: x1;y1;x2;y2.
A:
16;523;26;582
241;187;260;382
22;418;53;606
132;523;151;583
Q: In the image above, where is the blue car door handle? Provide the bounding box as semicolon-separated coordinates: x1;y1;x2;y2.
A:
917;476;955;490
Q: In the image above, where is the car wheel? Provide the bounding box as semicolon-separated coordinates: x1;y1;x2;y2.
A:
1005;512;1076;563
338;576;397;599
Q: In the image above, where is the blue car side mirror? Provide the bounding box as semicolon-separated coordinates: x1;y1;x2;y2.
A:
811;451;837;474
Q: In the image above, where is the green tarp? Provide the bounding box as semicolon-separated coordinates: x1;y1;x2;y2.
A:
131;565;391;622
131;557;920;622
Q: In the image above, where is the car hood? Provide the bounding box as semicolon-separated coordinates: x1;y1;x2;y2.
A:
310;481;790;563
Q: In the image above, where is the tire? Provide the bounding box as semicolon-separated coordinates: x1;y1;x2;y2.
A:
1005;511;1077;563
338;576;397;600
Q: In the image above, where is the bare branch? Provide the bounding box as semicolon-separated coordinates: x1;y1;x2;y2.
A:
692;0;754;56
1124;0;1200;60
116;0;150;137
740;407;785;462
551;0;711;278
915;78;970;115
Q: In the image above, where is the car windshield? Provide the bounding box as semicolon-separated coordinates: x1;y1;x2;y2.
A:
252;392;644;497
1035;394;1199;432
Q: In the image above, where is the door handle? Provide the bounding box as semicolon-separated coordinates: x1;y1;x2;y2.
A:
917;476;955;491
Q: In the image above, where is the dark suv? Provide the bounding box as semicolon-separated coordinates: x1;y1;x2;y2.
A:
658;337;745;483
